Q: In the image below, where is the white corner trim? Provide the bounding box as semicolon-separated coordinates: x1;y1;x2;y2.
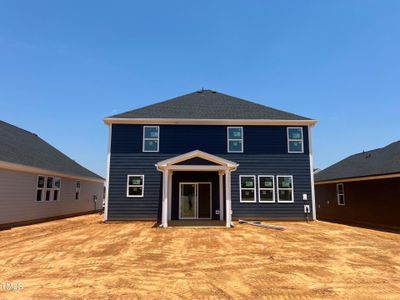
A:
0;160;104;183
104;117;318;126
104;123;112;221
308;125;317;220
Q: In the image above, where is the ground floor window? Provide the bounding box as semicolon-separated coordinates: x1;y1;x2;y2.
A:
277;176;294;203
258;176;275;202
36;175;61;201
337;183;345;205
239;175;256;202
127;175;144;197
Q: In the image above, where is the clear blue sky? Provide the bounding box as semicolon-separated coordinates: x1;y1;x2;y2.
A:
1;1;399;177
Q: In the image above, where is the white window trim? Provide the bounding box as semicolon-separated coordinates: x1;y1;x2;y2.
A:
239;175;256;203
143;126;160;152
36;175;61;202
287;127;304;153
277;175;294;203
227;126;243;153
126;175;145;198
336;183;345;206
258;175;275;203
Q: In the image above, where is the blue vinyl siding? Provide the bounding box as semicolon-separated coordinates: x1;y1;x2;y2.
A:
108;124;312;220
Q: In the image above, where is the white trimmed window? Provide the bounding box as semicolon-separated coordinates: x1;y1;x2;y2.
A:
258;176;275;203
287;127;304;153
143;126;159;152
277;176;294;203
127;175;144;197
75;181;81;200
36;176;61;202
239;175;256;202
337;183;345;206
227;127;243;153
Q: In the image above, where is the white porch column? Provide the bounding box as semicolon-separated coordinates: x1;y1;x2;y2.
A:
218;171;224;221
162;169;169;228
225;170;232;228
168;171;173;221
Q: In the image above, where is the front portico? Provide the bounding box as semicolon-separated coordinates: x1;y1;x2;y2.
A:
156;150;238;228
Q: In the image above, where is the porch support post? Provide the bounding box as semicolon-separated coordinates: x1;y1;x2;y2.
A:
218;171;224;221
168;171;173;221
225;170;232;228
162;169;169;228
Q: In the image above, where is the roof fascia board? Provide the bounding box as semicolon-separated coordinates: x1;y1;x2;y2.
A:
104;118;317;126
315;173;400;185
0;160;104;183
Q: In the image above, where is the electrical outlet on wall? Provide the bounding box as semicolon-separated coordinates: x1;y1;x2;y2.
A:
303;194;308;200
304;205;310;213
216;210;220;215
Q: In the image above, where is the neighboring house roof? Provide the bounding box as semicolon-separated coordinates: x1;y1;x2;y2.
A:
106;89;315;123
0;120;103;181
315;141;400;183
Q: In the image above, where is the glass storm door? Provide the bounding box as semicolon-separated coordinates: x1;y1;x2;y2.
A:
179;183;212;219
180;184;196;219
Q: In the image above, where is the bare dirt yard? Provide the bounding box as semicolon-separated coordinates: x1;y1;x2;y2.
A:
1;214;400;299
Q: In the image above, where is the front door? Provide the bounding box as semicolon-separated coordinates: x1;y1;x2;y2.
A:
179;183;211;219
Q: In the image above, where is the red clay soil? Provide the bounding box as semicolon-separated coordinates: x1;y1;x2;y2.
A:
0;214;399;299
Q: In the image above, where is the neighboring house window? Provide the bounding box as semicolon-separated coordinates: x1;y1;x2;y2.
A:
258;176;275;203
36;176;61;201
337;183;345;205
227;127;243;153
75;181;81;200
277;176;294;203
36;176;45;201
127;175;144;197
53;177;61;201
239;175;256;202
287;127;304;153
143;126;159;152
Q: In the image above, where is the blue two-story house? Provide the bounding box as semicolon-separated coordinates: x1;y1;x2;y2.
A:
104;90;317;227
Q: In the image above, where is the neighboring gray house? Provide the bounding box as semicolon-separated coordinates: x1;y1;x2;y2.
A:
0;120;104;228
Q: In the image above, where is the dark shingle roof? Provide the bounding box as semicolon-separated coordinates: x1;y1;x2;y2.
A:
0;120;103;180
315;141;400;182
109;90;313;120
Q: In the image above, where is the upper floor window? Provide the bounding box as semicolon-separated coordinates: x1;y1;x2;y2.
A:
227;127;243;153
258;176;275;203
36;175;60;202
127;175;144;197
337;183;345;206
287;127;304;153
277;176;294;203
239;175;256;202
143;126;159;152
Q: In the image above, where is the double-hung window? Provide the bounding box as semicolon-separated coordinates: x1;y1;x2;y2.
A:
287;127;304;153
258;176;275;203
277;176;294;203
143;126;159;152
227;127;243;153
239;175;256;202
337;183;345;205
127;175;144;197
